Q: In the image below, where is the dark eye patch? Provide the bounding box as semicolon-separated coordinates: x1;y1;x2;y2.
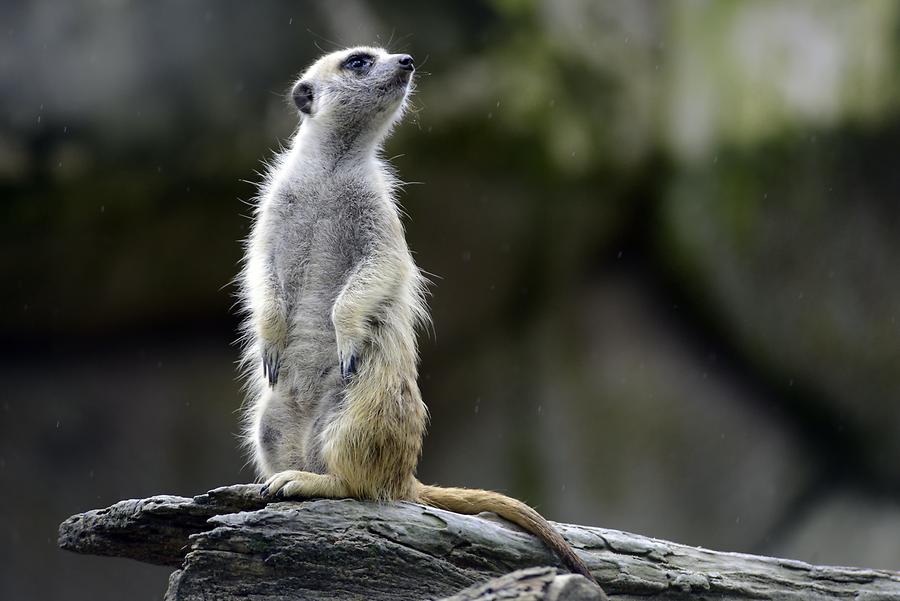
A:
342;53;374;73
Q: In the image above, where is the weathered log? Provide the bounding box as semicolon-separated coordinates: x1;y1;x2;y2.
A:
440;567;606;601
59;484;900;600
58;484;267;567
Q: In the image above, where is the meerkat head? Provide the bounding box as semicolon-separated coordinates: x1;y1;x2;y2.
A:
290;46;415;140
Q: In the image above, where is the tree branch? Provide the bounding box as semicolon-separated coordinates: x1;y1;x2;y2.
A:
58;484;900;600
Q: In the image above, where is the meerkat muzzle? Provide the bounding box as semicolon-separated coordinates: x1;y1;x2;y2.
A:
397;54;414;71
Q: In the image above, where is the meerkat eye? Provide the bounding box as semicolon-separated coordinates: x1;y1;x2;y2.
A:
343;54;374;73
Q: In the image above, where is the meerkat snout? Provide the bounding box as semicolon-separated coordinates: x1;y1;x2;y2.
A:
292;82;314;115
397;54;414;71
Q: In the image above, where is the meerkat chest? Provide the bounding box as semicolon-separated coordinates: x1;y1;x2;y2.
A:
261;172;392;295
273;169;385;232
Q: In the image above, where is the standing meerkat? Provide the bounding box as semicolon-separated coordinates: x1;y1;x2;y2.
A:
239;46;599;586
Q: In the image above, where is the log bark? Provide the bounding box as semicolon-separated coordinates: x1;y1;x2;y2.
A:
58;484;900;600
441;567;606;601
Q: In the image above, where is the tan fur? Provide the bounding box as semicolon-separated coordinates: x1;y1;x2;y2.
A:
415;482;596;582
247;47;597;586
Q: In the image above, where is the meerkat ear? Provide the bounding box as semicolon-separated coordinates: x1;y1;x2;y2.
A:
292;81;314;116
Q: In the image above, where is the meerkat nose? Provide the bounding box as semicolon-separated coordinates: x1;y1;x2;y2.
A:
397;54;414;71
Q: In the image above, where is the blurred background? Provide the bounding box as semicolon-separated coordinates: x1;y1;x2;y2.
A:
2;0;899;599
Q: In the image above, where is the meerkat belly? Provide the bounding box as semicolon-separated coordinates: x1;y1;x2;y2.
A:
253;218;351;475
292;271;427;500
319;374;427;500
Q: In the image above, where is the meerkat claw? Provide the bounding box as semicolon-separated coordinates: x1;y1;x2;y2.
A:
262;345;281;386
340;353;358;380
262;471;294;498
336;333;358;381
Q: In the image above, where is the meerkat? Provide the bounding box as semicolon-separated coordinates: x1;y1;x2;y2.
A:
238;46;599;586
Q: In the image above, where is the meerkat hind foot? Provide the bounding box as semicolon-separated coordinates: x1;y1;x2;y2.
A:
261;470;348;499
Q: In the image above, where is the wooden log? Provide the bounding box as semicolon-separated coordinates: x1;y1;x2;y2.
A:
58;484;900;600
439;567;606;601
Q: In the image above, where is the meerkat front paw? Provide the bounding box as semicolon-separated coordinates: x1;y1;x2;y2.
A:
335;332;359;380
257;307;287;387
332;300;369;381
261;342;283;387
333;312;362;381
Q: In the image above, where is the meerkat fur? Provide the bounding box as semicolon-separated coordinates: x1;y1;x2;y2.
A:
237;46;598;585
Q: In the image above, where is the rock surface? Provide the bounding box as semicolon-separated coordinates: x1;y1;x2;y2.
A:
59;484;900;600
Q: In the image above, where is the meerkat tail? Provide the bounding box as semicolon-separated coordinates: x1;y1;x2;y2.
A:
414;481;598;585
